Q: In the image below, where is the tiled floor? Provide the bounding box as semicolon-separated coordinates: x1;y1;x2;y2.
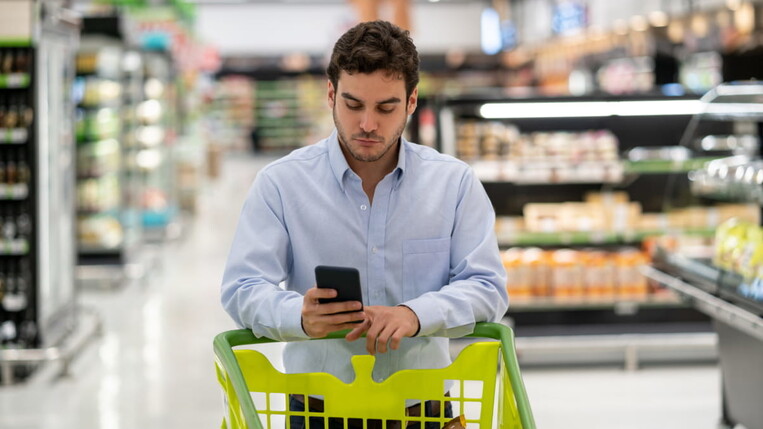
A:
0;152;723;429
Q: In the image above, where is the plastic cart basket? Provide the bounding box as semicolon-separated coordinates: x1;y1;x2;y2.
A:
214;322;535;429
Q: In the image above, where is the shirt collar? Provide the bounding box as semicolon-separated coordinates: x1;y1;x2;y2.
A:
327;129;408;190
327;130;352;189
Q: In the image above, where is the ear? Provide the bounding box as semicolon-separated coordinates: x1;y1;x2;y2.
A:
407;87;418;115
327;80;336;109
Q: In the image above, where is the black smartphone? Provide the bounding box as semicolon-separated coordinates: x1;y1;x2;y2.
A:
315;265;363;307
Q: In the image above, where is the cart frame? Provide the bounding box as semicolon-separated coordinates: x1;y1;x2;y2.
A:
214;322;535;429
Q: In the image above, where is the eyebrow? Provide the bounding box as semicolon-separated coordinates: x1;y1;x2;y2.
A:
340;92;402;105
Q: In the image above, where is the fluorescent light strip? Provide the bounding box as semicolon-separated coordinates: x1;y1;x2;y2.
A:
480;100;704;119
480;101;610;118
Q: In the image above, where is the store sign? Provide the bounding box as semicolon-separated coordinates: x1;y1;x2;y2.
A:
0;0;33;41
552;1;587;36
502;20;518;51
481;7;502;55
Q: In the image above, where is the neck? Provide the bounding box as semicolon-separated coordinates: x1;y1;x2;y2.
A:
343;140;400;204
346;140;399;180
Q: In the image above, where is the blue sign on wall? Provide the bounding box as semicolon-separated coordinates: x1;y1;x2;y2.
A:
552;1;587;35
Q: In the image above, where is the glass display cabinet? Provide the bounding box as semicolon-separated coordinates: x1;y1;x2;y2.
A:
647;81;763;429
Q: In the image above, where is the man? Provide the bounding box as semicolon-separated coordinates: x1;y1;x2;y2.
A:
221;20;508;429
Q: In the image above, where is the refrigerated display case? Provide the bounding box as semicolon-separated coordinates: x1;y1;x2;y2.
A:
415;91;756;365
0;0;82;383
646;81;763;429
74;20;145;285
138;50;179;241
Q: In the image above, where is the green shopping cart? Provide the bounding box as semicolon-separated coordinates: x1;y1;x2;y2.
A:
214;322;536;429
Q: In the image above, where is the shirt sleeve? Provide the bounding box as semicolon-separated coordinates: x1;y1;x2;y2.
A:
220;171;309;341
402;167;509;338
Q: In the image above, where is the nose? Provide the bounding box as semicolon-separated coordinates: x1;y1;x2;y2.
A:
360;111;378;133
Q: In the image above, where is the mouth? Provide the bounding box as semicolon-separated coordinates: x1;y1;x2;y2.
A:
354;138;382;146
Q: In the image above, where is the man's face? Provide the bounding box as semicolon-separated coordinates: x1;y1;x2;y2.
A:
328;70;417;165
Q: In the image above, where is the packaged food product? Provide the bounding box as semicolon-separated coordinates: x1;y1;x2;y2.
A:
524;204;563;233
442;415;466;429
581;250;616;298
503;248;532;299
550;249;584;298
613;248;649;298
521;247;550;297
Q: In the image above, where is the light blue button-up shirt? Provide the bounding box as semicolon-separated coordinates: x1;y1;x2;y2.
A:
221;130;508;383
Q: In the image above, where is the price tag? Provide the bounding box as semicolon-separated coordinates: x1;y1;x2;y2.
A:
614;301;639;315
12;184;28;199
10;128;27;143
10;239;28;254
2;293;28;312
6;73;26;88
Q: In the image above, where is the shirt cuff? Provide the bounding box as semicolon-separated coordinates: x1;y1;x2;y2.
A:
280;295;311;341
397;305;421;337
400;297;438;337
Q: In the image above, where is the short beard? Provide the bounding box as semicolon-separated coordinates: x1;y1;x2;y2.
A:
333;104;408;163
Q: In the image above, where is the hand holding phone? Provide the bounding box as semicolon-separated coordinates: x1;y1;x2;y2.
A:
315;265;363;306
302;266;364;336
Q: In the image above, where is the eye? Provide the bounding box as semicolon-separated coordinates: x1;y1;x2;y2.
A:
345;103;362;111
378;106;395;114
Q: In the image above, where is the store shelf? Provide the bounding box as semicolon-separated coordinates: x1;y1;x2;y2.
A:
0;184;29;200
472;158;722;184
0;73;30;89
623;158;719;174
0;128;28;144
78;245;128;255
0;238;29;255
472;160;624;184
77;172;118;180
497;228;715;247
509;293;684;312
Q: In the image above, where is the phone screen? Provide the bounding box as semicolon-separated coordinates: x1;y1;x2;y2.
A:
315;265;363;306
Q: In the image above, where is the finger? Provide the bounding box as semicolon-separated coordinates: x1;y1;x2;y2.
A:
324;311;365;326
389;328;405;351
345;318;371;342
365;324;382;355
322;301;363;315
307;287;338;301
375;326;396;354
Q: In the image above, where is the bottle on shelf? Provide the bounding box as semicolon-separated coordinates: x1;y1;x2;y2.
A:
6;155;17;186
17;212;31;239
0;96;6;127
14;50;29;74
1;50;13;74
18;155;30;186
2;208;17;241
4;97;19;128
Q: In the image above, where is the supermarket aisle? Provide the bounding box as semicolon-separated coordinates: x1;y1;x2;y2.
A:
0;150;722;429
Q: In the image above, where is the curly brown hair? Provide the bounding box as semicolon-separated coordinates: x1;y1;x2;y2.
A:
327;20;420;99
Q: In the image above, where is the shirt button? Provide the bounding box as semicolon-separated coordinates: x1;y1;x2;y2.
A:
372;246;378;254
360;204;367;211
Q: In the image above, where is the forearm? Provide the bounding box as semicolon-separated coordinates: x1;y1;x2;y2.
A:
221;277;308;341
403;274;508;338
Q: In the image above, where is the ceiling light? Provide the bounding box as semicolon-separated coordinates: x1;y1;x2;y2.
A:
479;100;704;119
648;11;669;27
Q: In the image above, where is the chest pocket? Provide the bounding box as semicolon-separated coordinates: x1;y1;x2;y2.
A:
402;238;451;301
